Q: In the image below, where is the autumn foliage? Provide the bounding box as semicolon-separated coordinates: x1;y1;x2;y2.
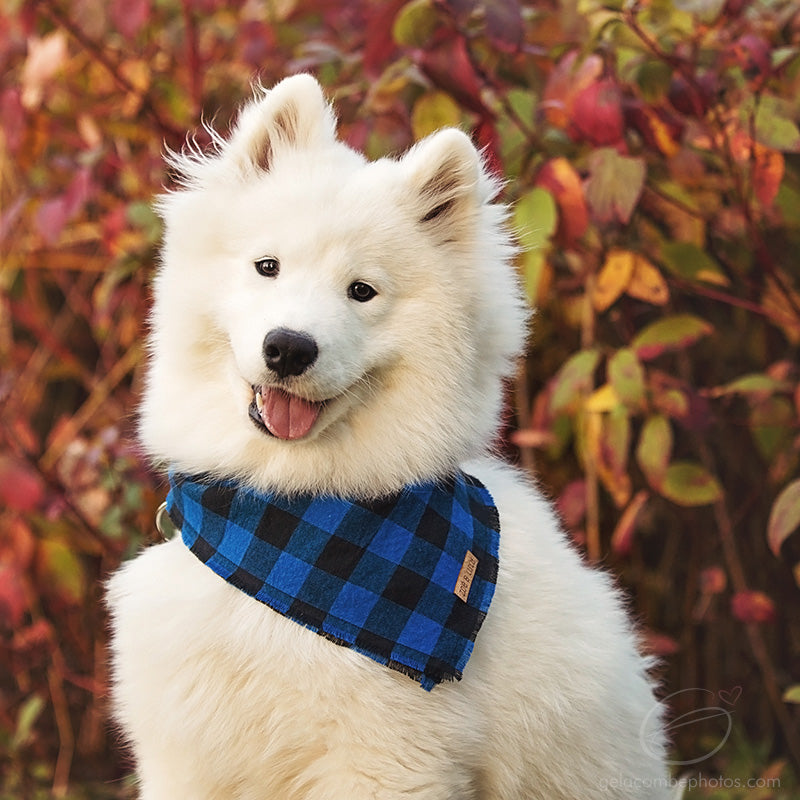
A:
1;0;800;796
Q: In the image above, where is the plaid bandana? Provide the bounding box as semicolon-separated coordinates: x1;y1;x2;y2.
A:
166;471;500;690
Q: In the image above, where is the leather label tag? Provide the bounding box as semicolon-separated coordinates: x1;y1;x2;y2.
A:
454;550;479;602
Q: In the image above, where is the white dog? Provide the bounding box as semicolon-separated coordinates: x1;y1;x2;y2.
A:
107;74;673;799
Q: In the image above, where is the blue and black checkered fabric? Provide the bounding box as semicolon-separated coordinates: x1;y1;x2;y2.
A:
166;471;500;690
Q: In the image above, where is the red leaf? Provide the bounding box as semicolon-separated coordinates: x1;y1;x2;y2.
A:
12;619;55;654
641;630;680;656
536;158;588;245
63;168;92;218
510;428;556;448
111;0;151;39
753;147;784;208
728;127;786;206
476;116;502;178
35;169;92;246
35;197;69;246
363;0;406;75
449;0;523;53
668;74;714;118
0;565;28;628
418;35;488;116
556;480;586;529
735;34;771;76
0;455;45;512
584;148;646;225
1;87;25;153
102;204;128;255
543;51;603;130
731;591;776;624
238;21;277;66
571;79;624;146
699;566;727;595
0;518;36;570
723;0;747;16
626;102;683;157
611;490;649;556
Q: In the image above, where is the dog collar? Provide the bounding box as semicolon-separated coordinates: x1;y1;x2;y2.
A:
165;471;500;690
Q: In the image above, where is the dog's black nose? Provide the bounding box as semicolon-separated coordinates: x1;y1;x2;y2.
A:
263;328;318;378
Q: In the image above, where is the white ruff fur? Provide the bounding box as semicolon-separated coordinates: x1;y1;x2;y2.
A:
107;74;676;798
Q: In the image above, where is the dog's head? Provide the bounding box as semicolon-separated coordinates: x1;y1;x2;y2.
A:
142;74;527;496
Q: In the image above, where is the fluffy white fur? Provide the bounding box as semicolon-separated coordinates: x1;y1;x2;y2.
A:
108;74;674;799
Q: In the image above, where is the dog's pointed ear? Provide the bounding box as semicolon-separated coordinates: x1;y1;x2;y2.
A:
403;129;484;232
227;74;336;174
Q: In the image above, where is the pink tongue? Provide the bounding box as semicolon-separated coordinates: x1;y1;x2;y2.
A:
260;387;321;440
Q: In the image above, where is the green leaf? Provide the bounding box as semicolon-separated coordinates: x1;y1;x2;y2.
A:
36;539;86;604
631;313;713;360
606;405;631;475
709;373;790;397
514;187;558;251
127;200;161;243
636;414;672;488
772;47;800;69
777;183;800;228
661;242;729;286
750;396;794;460
549;349;601;415
520;249;547;306
660;461;723;507
514;188;556;305
767;479;800;557
608;348;646;408
636;60;672;102
507;88;537;124
584;148;646;225
393;0;440;48
783;684;800;704
12;694;45;751
753;95;800;153
411;91;462;140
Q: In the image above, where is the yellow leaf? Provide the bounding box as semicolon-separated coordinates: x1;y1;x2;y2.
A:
647;109;680;157
119;59;151;92
265;0;298;22
626;255;670;306
367;64;411;114
594;249;635;311
120;60;152;118
411;91;461;140
585;408;632;508
584;383;620;412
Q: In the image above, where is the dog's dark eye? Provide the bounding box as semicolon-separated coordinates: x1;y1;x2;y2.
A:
255;257;280;277
348;281;377;302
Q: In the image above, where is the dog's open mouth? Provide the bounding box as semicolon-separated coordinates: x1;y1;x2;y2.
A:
249;385;327;441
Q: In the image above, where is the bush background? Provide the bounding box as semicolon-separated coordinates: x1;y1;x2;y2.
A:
1;0;799;797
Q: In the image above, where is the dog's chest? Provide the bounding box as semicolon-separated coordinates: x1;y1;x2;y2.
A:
109;536;484;795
